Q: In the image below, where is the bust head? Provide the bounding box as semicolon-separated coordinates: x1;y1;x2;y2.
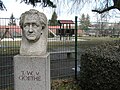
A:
20;9;47;43
19;9;48;56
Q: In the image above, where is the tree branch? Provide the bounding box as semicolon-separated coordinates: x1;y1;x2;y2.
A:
20;0;56;8
92;6;116;14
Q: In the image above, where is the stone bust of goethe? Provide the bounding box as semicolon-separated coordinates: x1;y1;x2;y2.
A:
19;9;48;56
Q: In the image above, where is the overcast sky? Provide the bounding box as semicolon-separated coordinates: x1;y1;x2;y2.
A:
0;0;120;23
0;0;96;20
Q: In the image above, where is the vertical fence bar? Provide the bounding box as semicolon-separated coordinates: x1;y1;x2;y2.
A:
75;16;78;80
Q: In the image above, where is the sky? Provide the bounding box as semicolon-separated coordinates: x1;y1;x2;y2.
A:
0;0;120;23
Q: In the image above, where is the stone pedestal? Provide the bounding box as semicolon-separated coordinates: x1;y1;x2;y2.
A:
14;53;50;90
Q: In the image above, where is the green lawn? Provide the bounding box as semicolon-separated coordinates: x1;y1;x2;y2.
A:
0;36;119;55
77;36;119;49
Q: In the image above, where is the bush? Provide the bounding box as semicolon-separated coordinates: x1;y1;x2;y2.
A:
79;40;120;90
51;79;81;90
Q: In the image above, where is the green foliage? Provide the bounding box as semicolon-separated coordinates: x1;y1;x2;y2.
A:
51;79;81;90
79;14;91;31
80;40;120;90
49;11;59;26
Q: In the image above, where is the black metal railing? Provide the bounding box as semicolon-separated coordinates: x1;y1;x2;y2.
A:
0;18;77;89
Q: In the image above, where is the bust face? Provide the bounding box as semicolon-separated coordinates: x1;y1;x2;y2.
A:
23;14;42;42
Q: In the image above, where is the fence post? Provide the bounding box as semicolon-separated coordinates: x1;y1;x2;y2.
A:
75;16;78;80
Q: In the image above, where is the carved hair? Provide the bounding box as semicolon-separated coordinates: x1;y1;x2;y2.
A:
19;9;47;29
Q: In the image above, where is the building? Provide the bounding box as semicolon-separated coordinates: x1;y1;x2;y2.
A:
57;20;75;37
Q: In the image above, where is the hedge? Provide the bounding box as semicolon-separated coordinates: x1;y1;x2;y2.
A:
79;40;120;90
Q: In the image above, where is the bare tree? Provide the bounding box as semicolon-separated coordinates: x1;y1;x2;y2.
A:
19;0;56;8
92;0;120;13
1;0;120;14
21;0;120;14
0;0;7;11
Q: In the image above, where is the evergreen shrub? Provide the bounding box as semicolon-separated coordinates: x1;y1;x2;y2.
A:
80;40;120;90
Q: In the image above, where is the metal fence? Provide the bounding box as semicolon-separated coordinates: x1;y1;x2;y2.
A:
0;18;78;89
1;17;120;89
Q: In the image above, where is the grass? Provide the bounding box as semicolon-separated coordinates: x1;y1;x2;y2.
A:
77;36;119;49
0;36;119;55
0;41;21;47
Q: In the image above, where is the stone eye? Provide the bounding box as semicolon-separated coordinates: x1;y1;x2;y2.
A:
32;23;39;27
24;23;29;27
24;24;26;27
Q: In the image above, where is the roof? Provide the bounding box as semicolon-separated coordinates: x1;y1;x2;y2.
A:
58;20;74;24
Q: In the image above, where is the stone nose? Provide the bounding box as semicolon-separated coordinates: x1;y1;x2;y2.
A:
28;24;33;33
